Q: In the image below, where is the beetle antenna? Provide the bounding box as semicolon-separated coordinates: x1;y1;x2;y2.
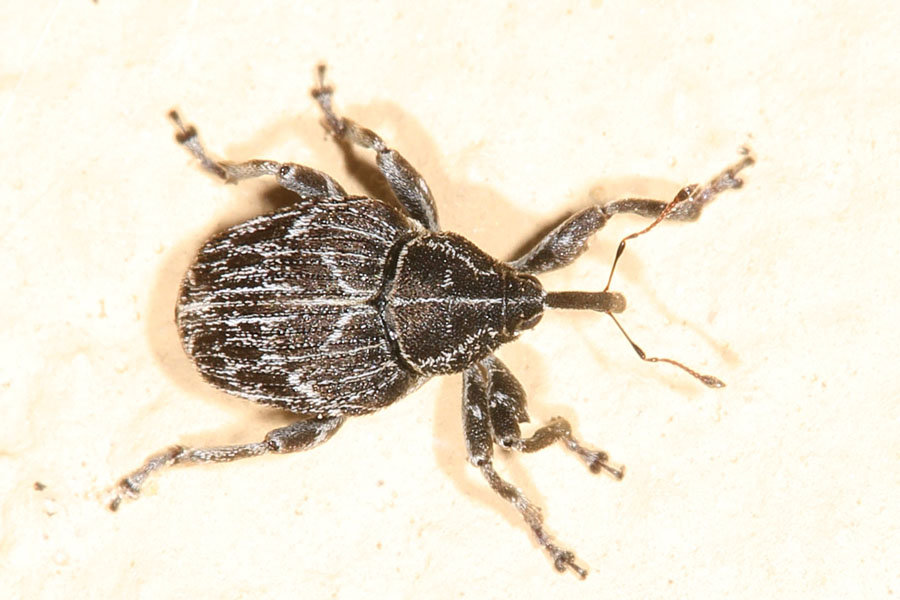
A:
602;147;754;292
601;184;698;293
544;291;722;386
606;312;724;388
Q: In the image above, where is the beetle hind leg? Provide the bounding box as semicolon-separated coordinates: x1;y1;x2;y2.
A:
109;416;344;511
169;110;348;201
463;362;588;578
311;65;440;231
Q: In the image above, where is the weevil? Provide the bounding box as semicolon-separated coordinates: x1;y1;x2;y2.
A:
110;65;754;577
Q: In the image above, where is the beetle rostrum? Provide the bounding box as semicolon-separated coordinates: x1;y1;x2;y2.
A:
110;65;754;578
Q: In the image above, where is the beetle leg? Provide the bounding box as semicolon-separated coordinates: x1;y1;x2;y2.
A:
169;110;348;201
482;356;624;479
509;149;754;275
481;355;530;445
109;416;344;511
504;417;624;479
311;65;440;231
463;363;587;578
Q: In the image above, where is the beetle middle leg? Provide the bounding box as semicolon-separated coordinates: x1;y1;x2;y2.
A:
109;416;344;511
463;362;588;578
509;148;755;275
310;65;440;231
169;110;348;201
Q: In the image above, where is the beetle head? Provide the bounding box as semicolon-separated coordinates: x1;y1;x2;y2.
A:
502;272;545;339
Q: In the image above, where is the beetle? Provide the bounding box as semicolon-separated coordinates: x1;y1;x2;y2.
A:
110;65;754;577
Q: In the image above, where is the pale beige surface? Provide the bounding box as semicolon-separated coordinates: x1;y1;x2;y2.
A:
2;1;898;598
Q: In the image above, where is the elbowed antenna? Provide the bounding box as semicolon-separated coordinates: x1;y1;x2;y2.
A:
544;182;728;389
607;313;725;388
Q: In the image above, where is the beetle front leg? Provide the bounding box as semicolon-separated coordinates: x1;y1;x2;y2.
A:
109;416;344;511
311;66;439;231
463;363;587;578
483;356;624;479
169;111;348;201
509;149;754;275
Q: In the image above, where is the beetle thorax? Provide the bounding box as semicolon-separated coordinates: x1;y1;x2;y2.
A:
385;232;545;375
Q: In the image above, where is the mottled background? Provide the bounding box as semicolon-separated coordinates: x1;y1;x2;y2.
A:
2;1;897;598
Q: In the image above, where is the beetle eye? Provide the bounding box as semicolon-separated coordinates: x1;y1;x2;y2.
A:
504;302;543;338
517;312;542;331
502;273;545;337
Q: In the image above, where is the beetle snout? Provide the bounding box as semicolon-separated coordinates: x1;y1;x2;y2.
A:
605;291;626;314
543;290;626;314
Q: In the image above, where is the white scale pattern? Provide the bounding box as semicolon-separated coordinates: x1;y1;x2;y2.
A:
177;196;422;416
